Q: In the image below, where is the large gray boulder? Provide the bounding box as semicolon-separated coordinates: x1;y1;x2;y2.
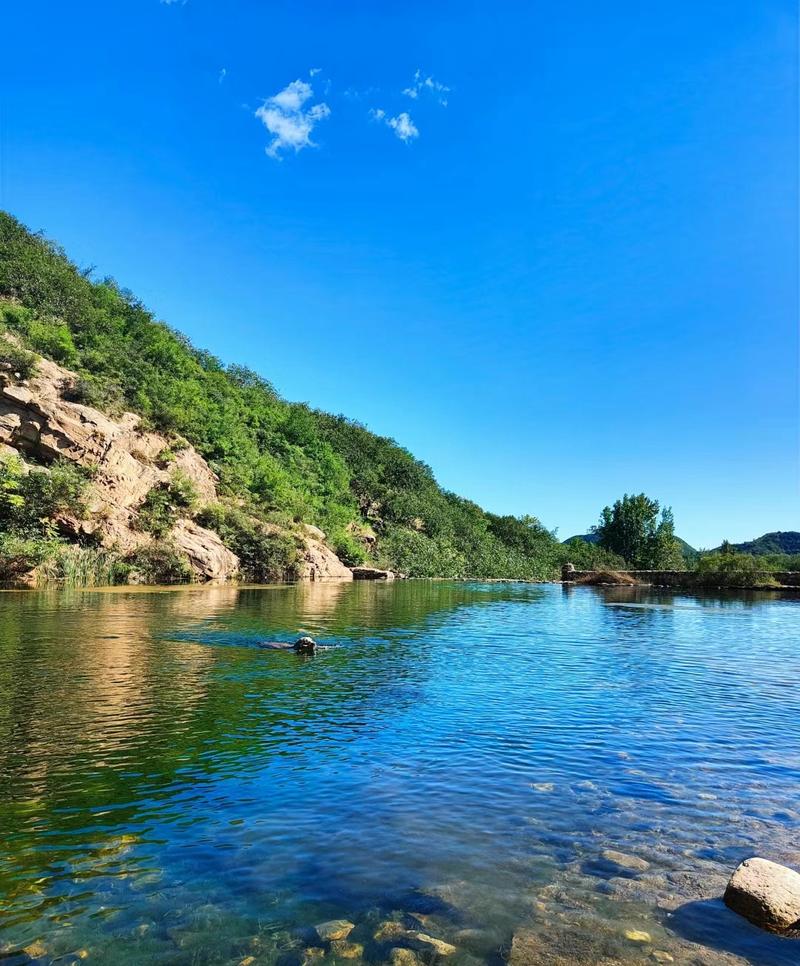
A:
724;857;800;933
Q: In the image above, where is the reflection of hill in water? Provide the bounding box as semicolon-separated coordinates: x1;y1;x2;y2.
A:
0;582;540;889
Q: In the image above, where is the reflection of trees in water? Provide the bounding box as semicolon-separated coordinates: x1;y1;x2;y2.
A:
0;581;539;901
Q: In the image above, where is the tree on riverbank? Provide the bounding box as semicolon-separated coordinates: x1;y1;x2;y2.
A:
593;493;684;569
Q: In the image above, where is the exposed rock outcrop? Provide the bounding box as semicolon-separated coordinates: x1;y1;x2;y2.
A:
0;355;227;578
171;520;239;581
724;857;800;933
297;526;353;581
0;352;352;583
351;566;395;580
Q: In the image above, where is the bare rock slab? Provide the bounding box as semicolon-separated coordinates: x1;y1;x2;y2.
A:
600;849;650;873
314;920;355;942
724;857;800;933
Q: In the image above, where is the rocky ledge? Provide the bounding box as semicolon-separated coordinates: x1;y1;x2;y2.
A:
0;352;352;583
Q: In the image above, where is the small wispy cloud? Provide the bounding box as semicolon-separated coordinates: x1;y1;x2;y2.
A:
160;0;186;5
402;69;450;106
255;78;331;159
218;67;227;84
370;108;419;143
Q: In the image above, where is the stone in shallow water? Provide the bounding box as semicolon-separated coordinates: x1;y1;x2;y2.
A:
315;920;355;942
600;849;650;873
509;928;625;965
724;856;800;932
374;921;407;942
330;939;364;959
651;953;674;963
624;929;651;943
406;932;457;957
389;949;420;966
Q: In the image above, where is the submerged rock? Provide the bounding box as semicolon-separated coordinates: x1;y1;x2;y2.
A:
314;920;355;942
406;932;456;957
389;949;420;966
329;939;364;959
724;857;800;933
374;921;407;943
600;849;650;873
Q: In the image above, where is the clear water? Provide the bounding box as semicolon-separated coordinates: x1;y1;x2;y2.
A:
0;581;799;966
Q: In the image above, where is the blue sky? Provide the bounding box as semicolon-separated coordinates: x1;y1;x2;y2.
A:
2;0;797;547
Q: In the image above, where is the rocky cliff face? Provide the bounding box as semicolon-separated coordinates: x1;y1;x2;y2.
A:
0;352;351;583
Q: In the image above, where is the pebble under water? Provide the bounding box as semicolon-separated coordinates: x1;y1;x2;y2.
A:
0;581;799;965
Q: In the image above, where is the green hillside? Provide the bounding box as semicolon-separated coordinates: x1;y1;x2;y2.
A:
1;211;600;581
727;532;800;556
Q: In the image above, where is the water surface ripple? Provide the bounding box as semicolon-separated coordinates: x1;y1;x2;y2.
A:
0;582;798;965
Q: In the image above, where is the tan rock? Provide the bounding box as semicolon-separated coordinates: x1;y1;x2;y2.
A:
315;920;356;942
389;949;420;966
724;857;800;932
0;347;360;585
351;566;395;580
624;929;651;943
171;520;239;581
601;849;650;873
651;953;674;963
329;939;363;959
374;921;407;943
0;353;233;579
406;932;456;957
297;537;353;581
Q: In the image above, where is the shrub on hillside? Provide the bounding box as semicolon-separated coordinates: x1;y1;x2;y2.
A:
0;340;37;380
136;472;197;538
198;503;298;581
125;543;193;584
695;552;779;588
0;454;90;536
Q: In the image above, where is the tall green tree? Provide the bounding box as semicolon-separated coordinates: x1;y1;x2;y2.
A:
593;493;684;569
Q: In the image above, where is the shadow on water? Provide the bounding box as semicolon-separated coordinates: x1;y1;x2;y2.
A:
667;898;799;966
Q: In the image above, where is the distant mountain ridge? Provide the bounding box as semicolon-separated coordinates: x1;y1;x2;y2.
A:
566;530;800;560
725;531;800;556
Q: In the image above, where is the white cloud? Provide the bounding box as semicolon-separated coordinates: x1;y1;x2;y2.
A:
371;108;419;143
255;79;331;159
388;112;419;142
403;69;450;106
218;67;227;84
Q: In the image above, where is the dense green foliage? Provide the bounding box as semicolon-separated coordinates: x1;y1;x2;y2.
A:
0;211;576;580
593;493;684;569
197;503;299;581
0;454;89;538
723;531;800;556
694;550;780;588
0;453;195;585
136;472;197;538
